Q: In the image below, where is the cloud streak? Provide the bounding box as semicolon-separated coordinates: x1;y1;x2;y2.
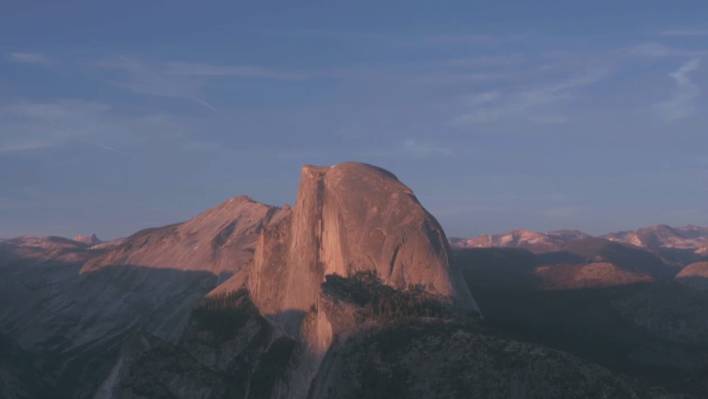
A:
7;52;51;65
0;99;196;154
97;57;217;111
165;62;307;80
660;29;708;37
629;42;707;58
0;100;112;152
96;57;307;111
451;68;608;126
655;58;702;121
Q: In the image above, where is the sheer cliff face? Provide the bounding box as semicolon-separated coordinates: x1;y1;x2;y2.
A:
247;163;477;319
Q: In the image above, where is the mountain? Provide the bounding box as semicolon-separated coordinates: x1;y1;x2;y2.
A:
83;196;285;275
1;162;488;399
455;224;708;268
453;236;676;291
604;224;708;250
136;162;480;398
604;225;708;266
0;162;704;398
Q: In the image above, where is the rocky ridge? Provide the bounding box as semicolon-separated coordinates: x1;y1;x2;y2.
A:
82;196;285;275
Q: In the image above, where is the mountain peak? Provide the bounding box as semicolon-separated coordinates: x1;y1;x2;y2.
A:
81;194;283;274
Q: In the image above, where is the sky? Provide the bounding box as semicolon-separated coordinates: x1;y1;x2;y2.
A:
1;1;708;239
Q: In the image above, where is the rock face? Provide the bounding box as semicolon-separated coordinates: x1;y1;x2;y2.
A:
247;163;476;319
83;196;284;275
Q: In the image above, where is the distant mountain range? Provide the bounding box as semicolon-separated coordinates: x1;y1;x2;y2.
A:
452;224;708;260
452;229;592;253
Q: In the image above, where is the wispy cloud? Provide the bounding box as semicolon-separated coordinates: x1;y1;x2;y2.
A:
165;61;307;80
655;58;702;121
629;42;706;58
96;57;307;111
451;68;608;126
0;100;111;152
660;28;708;37
0;140;55;153
446;54;525;68
7;52;51;65
0;99;192;154
262;28;521;49
422;34;502;45
97;57;217;111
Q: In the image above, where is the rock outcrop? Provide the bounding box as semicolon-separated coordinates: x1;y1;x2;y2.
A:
246;163;476;318
74;233;102;245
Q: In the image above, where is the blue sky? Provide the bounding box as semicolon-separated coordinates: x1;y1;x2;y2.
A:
1;1;708;239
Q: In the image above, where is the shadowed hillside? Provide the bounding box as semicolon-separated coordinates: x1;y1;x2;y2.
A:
454;247;708;398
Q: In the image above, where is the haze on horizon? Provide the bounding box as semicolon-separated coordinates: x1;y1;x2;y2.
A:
1;1;708;240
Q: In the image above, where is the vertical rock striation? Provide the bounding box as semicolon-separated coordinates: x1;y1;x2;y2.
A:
247;163;476;317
